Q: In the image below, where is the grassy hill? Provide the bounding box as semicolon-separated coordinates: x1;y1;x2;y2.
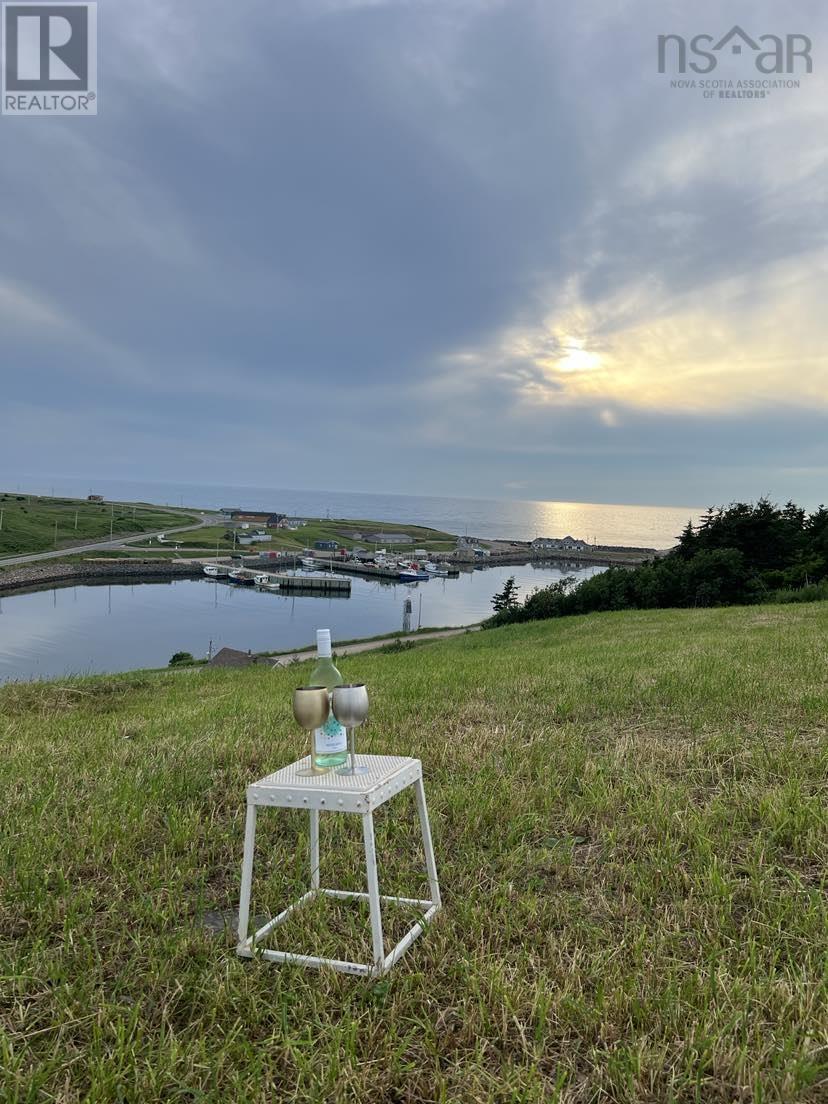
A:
168;517;456;553
0;494;200;558
2;604;827;1102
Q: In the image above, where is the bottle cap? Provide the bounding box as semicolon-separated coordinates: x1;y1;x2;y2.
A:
316;628;332;657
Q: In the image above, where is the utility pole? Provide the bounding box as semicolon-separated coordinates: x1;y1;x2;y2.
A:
74;510;79;530
54;518;59;547
110;502;114;541
0;509;3;532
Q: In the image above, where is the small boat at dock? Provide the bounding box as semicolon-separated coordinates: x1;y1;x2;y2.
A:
424;562;448;577
203;564;229;578
399;568;430;582
229;569;255;586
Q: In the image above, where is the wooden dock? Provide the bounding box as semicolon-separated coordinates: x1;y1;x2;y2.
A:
259;572;352;594
289;560;461;582
253;554;461;583
320;561;402;581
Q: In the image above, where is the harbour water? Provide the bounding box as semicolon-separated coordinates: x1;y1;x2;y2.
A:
0;560;601;683
21;477;702;549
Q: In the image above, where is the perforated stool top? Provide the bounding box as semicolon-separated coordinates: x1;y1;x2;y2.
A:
248;754;422;813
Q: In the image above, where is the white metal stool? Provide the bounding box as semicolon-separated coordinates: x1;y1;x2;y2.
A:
236;754;441;977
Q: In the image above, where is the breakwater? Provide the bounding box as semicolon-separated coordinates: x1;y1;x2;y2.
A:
0;558;204;595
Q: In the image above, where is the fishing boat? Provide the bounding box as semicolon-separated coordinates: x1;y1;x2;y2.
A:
301;557;318;570
424;562;448;577
203;563;229;578
229;569;255;586
253;573;271;587
399;568;430;582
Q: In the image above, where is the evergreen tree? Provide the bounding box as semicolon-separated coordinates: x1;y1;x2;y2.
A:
491;576;520;613
675;520;696;560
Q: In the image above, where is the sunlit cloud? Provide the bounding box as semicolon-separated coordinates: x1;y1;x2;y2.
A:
468;249;828;418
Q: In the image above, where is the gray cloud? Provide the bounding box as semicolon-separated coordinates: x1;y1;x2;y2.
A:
0;0;826;507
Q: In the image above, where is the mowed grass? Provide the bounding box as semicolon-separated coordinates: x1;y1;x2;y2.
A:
0;495;199;559
1;603;827;1103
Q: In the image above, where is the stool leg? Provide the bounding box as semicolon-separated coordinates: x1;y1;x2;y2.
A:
309;808;320;890
414;777;441;909
237;803;257;947
361;811;385;975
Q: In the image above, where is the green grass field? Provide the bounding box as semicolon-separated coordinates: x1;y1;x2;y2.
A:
2;603;827;1102
169;517;455;553
0;494;200;558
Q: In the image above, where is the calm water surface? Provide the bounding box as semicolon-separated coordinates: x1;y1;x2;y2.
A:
25;477;701;549
0;561;602;683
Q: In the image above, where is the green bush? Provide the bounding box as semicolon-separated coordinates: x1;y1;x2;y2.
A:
168;651;195;667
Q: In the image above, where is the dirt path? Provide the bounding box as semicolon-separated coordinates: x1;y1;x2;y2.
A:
269;625;482;666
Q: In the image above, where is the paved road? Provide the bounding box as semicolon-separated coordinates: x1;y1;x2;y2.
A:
0;513;221;568
269;625;482;667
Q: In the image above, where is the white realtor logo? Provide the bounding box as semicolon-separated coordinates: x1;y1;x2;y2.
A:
17;11;79;80
2;2;97;116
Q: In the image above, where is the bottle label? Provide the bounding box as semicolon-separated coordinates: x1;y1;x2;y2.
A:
315;709;347;754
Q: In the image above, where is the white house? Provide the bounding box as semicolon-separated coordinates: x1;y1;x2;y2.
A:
532;535;590;552
236;529;272;546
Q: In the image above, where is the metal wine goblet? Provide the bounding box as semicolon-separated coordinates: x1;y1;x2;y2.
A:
332;683;370;776
292;685;331;775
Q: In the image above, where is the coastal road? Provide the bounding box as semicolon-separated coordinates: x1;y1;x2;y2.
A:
0;513;222;568
269;625;482;667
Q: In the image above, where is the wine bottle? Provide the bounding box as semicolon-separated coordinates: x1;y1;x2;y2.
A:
309;629;348;768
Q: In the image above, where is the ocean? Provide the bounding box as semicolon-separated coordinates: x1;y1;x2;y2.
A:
17;477;702;550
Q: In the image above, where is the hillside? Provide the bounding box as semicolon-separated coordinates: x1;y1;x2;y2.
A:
0;494;200;558
2;604;827;1102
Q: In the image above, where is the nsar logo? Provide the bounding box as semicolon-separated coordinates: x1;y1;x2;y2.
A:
658;25;812;75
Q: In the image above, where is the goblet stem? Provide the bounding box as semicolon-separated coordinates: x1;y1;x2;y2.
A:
336;726;369;775
296;731;329;775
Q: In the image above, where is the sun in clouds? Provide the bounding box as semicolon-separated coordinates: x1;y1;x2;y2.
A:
554;337;603;374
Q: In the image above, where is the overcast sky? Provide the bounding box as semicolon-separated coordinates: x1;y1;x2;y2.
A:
1;0;826;509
